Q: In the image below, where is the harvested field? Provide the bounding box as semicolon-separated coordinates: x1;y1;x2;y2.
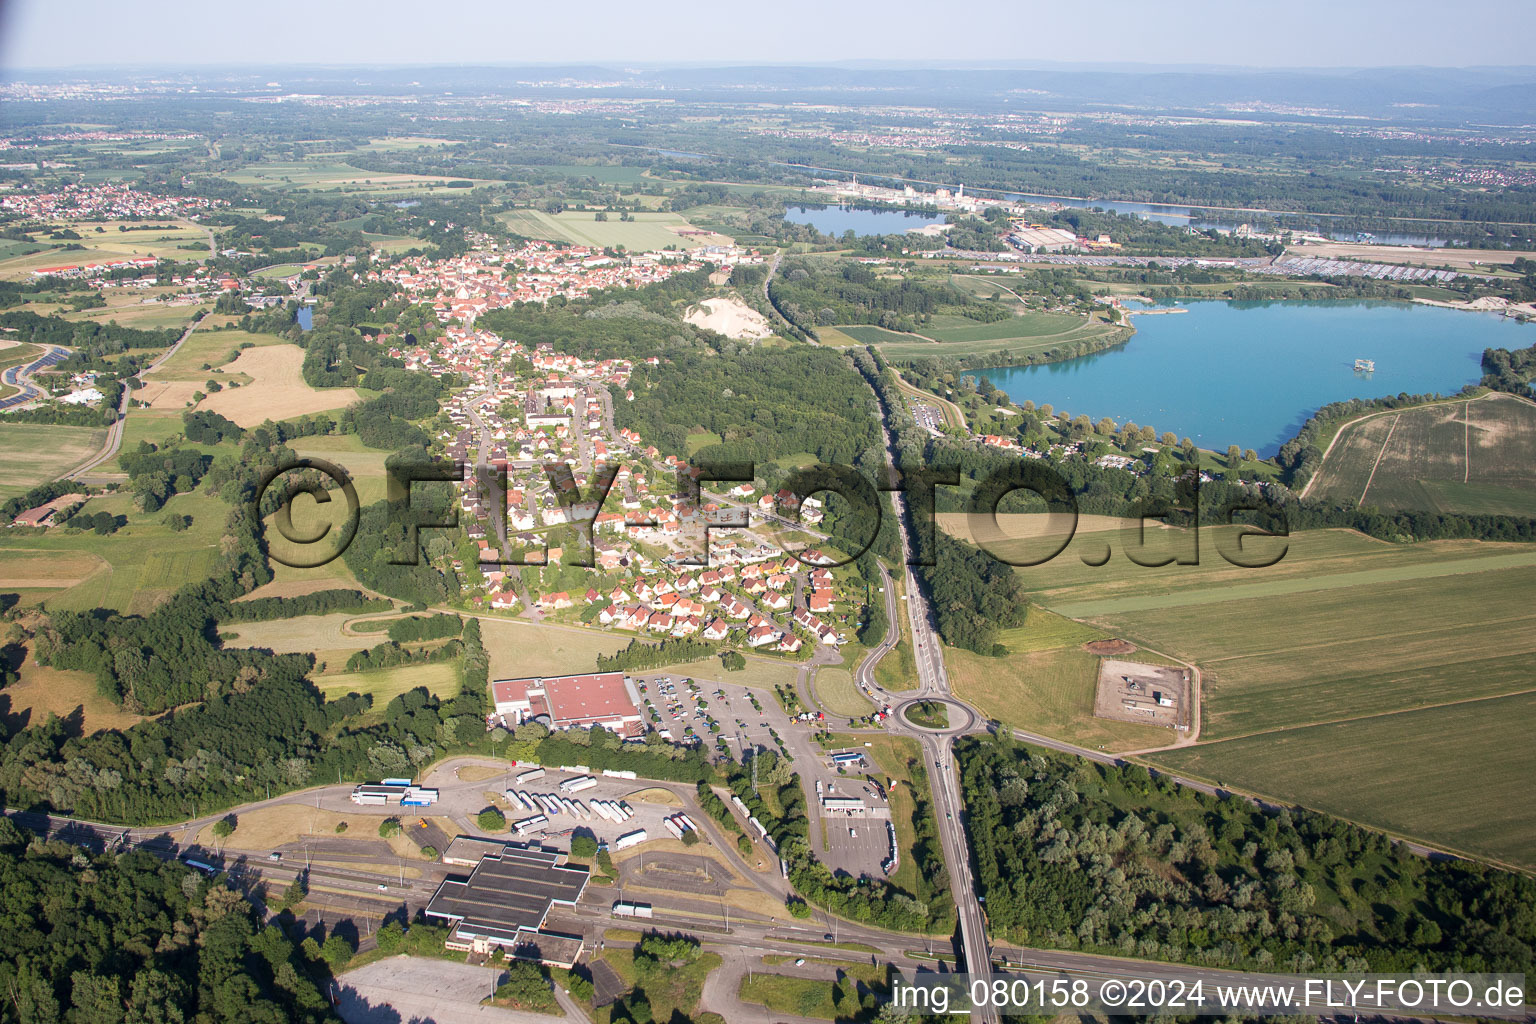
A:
1149;692;1536;869
0;549;107;589
198;345;361;426
1309;393;1536;516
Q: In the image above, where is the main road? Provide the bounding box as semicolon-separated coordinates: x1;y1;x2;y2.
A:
849;377;1001;1022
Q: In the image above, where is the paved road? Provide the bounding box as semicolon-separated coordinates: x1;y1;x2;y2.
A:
0;344;69;409
67;313;205;479
851;378;999;1024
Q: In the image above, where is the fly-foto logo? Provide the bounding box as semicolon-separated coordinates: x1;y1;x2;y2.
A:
254;456;1290;570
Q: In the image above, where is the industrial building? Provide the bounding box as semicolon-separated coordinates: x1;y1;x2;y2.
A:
424;842;589;966
490;672;645;737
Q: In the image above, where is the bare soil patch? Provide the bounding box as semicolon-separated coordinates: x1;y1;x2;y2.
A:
199;345;361;426
1084;638;1137;656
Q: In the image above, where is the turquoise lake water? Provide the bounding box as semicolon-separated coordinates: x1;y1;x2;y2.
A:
978;300;1534;457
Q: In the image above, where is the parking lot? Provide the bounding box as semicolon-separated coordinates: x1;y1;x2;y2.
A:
631;672;892;879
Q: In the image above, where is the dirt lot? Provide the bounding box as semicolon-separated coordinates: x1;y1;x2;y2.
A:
1286;242;1533;269
1093;658;1191;731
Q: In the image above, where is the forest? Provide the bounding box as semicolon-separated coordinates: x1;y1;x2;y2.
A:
0;826;341;1023
769;259;1011;335
957;734;1536;975
619;345;882;469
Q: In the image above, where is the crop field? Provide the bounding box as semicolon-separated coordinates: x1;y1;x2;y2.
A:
288;433;396;505
197;344;361;425
497;208;731;250
0;489;230;613
218;160;492;194
0;221;209;280
947;618;1176;751
963;518;1536;860
1149;692;1536;868
811;666;873;718
1309;394;1536;516
222;611;373;671
0;423;107;497
151;328;285;380
0;645;145;734
64;299;204;331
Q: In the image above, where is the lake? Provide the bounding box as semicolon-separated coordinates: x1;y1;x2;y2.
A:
296;305;313;331
783;204;946;235
1001;192;1447;247
978;300;1533;457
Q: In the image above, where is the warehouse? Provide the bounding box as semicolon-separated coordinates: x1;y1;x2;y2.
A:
490;671;645;736
424;844;590;965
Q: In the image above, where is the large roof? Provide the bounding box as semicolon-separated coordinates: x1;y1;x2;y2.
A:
491;672;639;726
425;845;589;941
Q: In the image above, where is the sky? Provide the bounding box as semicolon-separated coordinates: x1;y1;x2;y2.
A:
2;0;1534;71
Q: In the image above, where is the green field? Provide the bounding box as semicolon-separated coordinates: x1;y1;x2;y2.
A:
1309;393;1536;516
151;327;285;380
314;661;460;709
1150;692;1536;868
497;208;728;250
218;159;493;195
738;963;889;1020
0;221;209;280
971;519;1536;863
811;666;873;718
0;422;106;498
834;314;1126;362
0;489;229;614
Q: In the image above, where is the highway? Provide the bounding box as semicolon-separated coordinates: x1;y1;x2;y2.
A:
849;386;1001;1024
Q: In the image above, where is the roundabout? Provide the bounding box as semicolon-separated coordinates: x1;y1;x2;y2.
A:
893;696;976;735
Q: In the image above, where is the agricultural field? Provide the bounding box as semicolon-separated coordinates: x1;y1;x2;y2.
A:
0;423;107;497
946;609;1176;752
217;159;492;195
497;208;731;250
0;220;209;280
1308;393;1536;516
966;516;1536;863
149;327;285;380
0;642;145;735
1150;692;1536;868
287;433;396;505
0;488;229;613
197;344;362;425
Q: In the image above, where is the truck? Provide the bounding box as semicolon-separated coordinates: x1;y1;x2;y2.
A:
560;775;597;793
612;901;653;919
613;828;648;851
663;816;684;839
513;815;549;836
516;768;546;784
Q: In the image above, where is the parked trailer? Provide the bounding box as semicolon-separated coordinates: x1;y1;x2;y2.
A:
560;776;597;793
677;814;698;833
571;800;592;820
517;768;546;784
613;901;654;919
663;817;684;839
404;786;438;804
400;798;432;807
380;777;413;787
350;791;388;806
514;815;549;836
557;796;579;817
616;802;634;820
613;829;648;851
538;794;562;815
